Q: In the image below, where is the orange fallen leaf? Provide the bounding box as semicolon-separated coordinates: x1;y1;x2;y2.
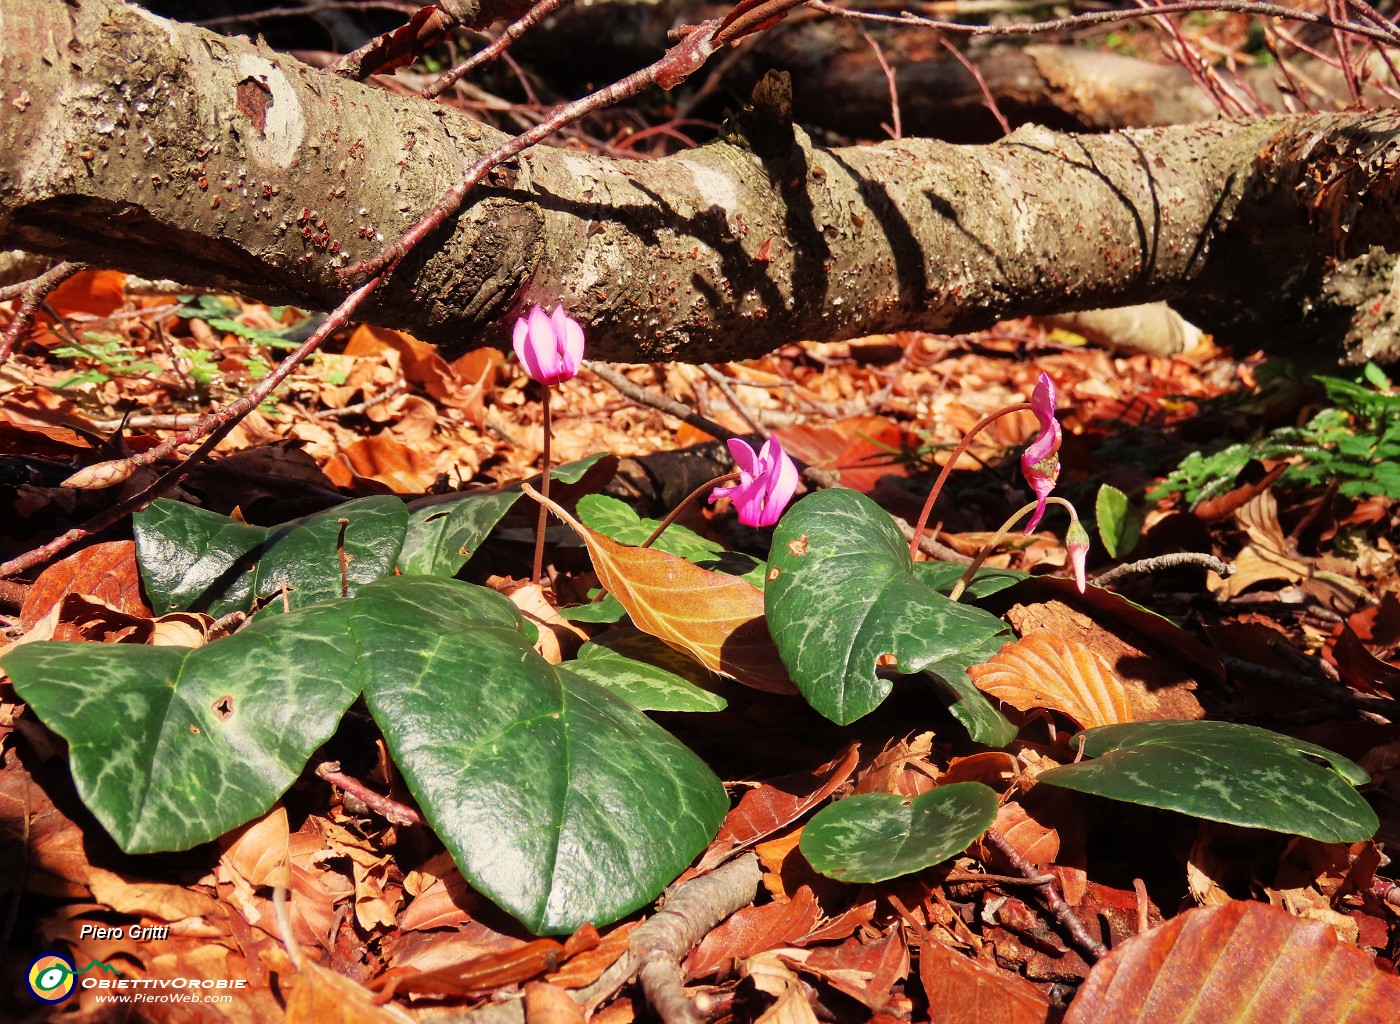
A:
1065;900;1400;1023
918;938;1057;1024
286;957;415;1024
969;631;1133;729
20;540;148;628
688;886;821;979
521;483;795;694
525;980;587;1024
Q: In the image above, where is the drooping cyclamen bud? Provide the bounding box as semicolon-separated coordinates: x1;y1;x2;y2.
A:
1020;372;1062;533
1065;519;1090;593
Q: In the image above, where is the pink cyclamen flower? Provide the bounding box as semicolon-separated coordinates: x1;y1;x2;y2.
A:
710;437;799;528
1065;519;1089;594
1020;372;1063;533
513;305;585;386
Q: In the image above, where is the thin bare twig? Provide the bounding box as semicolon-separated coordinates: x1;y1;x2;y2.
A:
861;30;903;139
422;0;574;99
316;761;426;826
806;0;1400;47
699;364;769;437
0;261;88;367
983;828;1109;961
936;36;1010;134
1093;551;1234;586
586;361;733;440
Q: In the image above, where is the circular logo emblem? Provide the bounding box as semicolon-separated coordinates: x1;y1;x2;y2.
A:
27;954;76;1003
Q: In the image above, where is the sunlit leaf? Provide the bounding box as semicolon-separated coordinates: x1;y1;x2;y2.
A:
134;496;406;616
527;485;795;694
800;782;999;883
1038;721;1378;842
766;489;1010;724
969;631;1134;730
1066;900;1400;1023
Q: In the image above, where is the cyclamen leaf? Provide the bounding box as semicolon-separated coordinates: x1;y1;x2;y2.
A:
766;489;1010;724
801;783;999;883
1038;721;1377;843
134;496;407;616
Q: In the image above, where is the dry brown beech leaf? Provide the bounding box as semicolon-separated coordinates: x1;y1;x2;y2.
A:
969;630;1133;729
521;483;795;694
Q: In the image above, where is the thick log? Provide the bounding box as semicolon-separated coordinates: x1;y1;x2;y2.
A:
3;0;1400;361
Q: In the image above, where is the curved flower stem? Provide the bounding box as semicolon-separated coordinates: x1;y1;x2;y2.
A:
641;471;740;549
908;403;1031;559
949;496;1079;601
531;387;553;585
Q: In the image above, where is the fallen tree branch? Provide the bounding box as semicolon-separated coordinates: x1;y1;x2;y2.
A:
7;0;1400;364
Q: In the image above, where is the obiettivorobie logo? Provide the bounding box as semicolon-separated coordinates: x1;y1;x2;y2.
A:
26;953;121;1004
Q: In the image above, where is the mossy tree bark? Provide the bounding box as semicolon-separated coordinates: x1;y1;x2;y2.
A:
3;0;1400;362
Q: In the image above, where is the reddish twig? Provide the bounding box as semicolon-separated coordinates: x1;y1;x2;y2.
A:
935;36;1009;135
0;274;386;580
983;828;1108;961
907;403;1030;558
0;261;88;367
340;23;722;286
422;0;573;100
862;29;904;138
806;0;1400;47
317;761;426;826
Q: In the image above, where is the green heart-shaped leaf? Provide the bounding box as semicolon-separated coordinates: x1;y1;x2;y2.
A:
801;782;999;883
134;496;407;615
766;489;1010;724
358;579;728;932
1037;721;1378;842
401;455;613;578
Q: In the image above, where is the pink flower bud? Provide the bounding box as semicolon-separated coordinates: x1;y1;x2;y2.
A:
709;437;799;528
512;305;585;386
1065;519;1089;593
1020;372;1062;533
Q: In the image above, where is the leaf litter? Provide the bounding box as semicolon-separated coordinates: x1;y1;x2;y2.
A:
1;270;1399;1022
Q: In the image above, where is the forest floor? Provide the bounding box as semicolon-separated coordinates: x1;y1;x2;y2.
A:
2;266;1399;1022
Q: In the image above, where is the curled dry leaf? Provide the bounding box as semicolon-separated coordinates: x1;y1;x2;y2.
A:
521;483;796;693
969;630;1133;730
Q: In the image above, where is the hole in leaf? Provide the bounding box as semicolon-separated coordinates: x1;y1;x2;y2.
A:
213;695;234;720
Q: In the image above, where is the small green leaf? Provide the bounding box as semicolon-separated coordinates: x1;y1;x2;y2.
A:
568;639;727;712
558;592;628;624
400;455;613;578
801;783;999;883
134;496;406;616
577;494;724;562
1037;721;1378;843
913;562;1028;599
1095;484;1143;559
766;489;1010;725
